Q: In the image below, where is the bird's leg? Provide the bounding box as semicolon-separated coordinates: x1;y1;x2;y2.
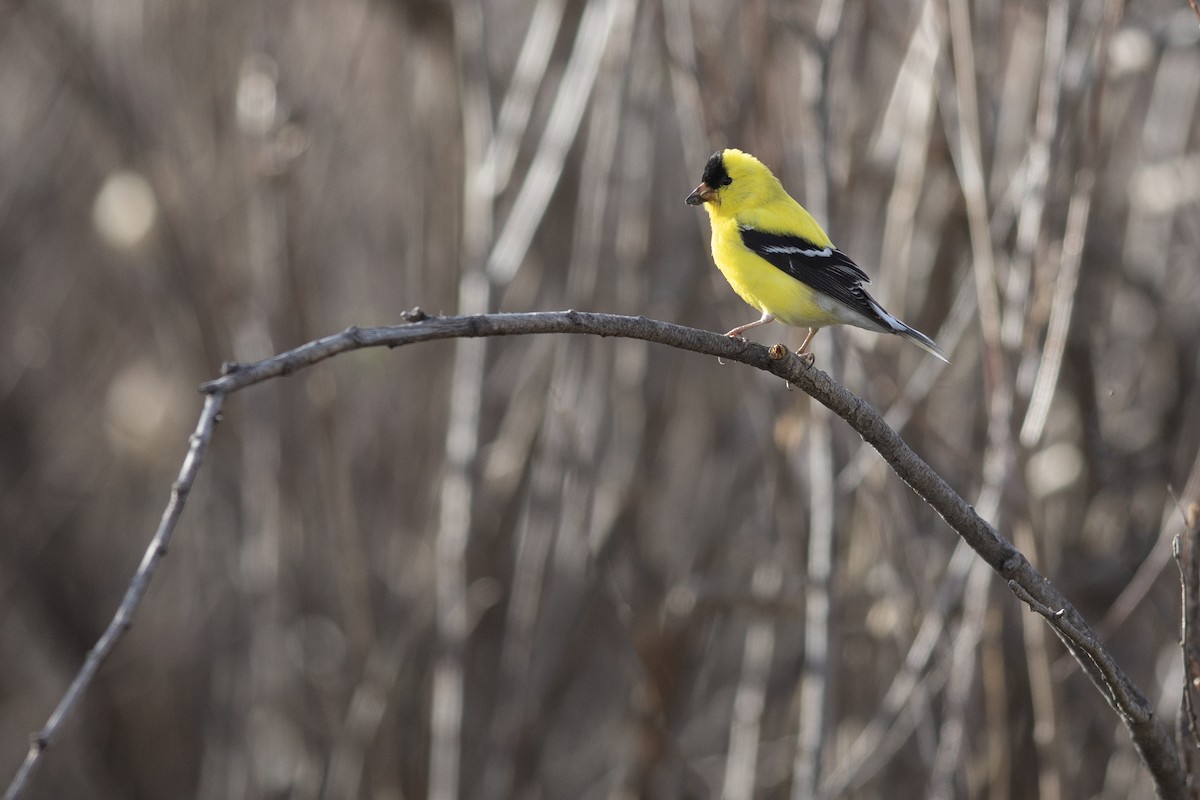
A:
725;312;774;339
796;327;820;365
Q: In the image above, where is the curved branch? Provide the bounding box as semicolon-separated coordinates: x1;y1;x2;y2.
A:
4;310;1187;800
3;392;227;800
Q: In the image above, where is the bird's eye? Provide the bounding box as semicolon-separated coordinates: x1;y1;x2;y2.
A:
721;176;733;186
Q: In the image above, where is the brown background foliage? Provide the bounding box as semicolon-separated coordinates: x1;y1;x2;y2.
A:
2;0;1199;798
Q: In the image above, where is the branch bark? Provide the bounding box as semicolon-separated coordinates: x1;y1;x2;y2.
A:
3;310;1188;799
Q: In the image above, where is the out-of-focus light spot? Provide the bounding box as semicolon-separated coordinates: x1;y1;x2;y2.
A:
93;170;157;249
866;596;905;639
238;55;278;135
1027;442;1083;498
666;584;696;617
105;360;177;460
1109;27;1155;76
247;706;306;792
1133;154;1200;214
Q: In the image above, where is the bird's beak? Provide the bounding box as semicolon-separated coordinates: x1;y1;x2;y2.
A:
686;182;717;206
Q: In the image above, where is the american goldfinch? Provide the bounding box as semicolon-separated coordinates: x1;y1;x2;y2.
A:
687;148;948;363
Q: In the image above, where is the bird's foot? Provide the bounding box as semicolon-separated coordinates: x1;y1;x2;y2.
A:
795;349;816;367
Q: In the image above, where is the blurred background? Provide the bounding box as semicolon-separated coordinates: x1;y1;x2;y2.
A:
2;0;1199;797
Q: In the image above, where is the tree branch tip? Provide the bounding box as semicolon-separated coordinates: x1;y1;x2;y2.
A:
1008;580;1052;617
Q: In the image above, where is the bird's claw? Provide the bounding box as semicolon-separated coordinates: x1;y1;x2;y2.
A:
796;350;816;367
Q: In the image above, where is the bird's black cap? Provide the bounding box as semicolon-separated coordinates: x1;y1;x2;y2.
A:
700;151;732;187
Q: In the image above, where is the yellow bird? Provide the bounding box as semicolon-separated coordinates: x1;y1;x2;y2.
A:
686;148;948;363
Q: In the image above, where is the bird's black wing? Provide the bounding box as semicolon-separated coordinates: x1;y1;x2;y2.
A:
739;227;895;328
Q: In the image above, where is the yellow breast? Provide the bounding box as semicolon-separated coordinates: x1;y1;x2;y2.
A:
710;220;842;328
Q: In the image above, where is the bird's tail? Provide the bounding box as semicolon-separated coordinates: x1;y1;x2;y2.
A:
894;321;949;363
865;296;950;362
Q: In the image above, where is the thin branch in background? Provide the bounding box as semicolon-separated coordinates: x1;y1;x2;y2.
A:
789;2;840;792
929;558;992;800
721;559;783;800
1093;472;1200;644
1015;522;1065;800
1002;0;1067;356
1007;567;1182;797
2;391;227;800
478;404;564;800
1019;0;1125;447
476;0;567;196
981;605;1012;800
428;3;494;798
486;0;621;284
662;0;710;170
873;0;942;311
944;0;1004;391
943;0;1017;566
1173;502;1200;784
321;601;433;800
790;404;835;800
821;541;974;796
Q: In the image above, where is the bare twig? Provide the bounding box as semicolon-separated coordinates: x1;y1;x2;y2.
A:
1089;455;1200;644
791;404;835;800
945;0;1004;388
1016;523;1065;800
3;391;226;800
475;0;568;196
929;558;992;800
1173;502;1200;786
6;310;1189;799
1019;0;1124;447
486;0;621;283
1002;0;1068;355
722;561;783;800
790;4;841;793
874;0;941;308
429;4;493;797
